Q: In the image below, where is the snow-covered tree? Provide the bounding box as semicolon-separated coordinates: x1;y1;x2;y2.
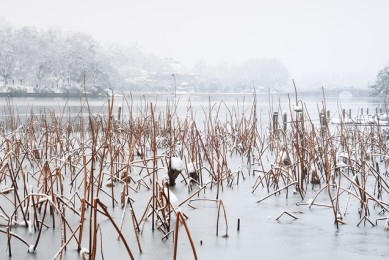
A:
370;65;389;96
0;26;16;86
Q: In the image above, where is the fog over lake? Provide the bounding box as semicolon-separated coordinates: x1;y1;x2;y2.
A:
1;0;389;89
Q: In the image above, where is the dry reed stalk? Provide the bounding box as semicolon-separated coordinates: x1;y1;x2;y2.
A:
319;90;341;228
173;210;198;260
216;200;229;237
33;199;48;251
50;224;81;260
77;155;88;251
256;181;298;203
95;198;135;259
151;102;157;231
90;198;98;260
0;227;30;256
130;208;143;253
276;211;298;221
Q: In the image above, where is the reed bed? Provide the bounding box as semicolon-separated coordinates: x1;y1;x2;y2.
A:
0;91;388;259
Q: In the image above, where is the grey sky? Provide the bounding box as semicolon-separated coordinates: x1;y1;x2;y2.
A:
1;0;389;86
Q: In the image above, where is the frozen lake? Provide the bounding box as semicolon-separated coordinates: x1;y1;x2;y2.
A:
0;93;388;260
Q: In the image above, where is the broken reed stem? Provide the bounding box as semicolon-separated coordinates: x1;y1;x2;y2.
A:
173;211;198;260
95;198;135;260
256;181;298;203
216;200;228;237
178;183;209;207
276;211;298;221
51;224;81;260
130;209;143;253
0;228;30;253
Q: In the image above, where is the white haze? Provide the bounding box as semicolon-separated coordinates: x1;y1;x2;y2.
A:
1;0;389;88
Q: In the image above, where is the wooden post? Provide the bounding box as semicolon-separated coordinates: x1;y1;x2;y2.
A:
117;105;122;121
282;112;287;131
320;112;325;127
273;112;279;135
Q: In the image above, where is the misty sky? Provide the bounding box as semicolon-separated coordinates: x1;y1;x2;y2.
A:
1;0;389;87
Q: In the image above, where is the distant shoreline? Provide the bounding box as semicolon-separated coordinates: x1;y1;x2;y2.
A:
0;92;102;98
0;88;372;98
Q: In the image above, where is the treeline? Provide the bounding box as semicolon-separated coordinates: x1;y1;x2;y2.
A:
0;20;291;94
0;22;182;94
